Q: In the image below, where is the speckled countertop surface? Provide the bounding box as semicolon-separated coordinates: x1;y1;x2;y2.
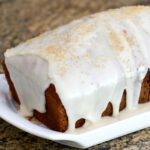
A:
0;0;150;150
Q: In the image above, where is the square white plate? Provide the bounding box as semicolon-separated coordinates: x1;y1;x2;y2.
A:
0;74;150;149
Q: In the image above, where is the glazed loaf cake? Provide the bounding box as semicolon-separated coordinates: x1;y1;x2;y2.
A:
3;6;150;132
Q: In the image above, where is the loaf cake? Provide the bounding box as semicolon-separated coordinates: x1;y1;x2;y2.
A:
3;6;150;132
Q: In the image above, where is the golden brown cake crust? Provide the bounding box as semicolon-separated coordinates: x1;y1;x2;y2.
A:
34;84;68;132
139;70;150;103
2;61;150;132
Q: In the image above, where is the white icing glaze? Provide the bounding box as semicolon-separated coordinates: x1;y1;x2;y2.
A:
4;6;150;131
5;56;50;116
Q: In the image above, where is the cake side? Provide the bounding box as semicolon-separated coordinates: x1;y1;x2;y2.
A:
3;61;68;132
3;62;150;132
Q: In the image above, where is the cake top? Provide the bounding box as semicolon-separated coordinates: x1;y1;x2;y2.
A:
5;5;150;95
5;6;150;57
5;6;150;72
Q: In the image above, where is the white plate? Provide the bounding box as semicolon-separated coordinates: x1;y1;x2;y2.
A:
0;74;150;149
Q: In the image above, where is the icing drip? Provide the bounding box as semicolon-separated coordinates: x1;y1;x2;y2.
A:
5;56;51;116
4;6;150;131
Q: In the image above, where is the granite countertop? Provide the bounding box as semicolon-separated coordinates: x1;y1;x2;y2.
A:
0;0;150;149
